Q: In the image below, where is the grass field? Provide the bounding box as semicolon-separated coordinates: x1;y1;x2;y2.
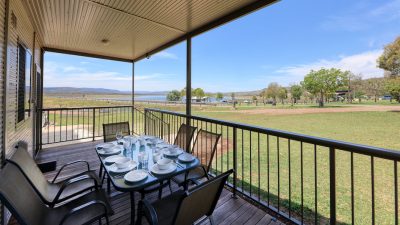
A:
43;95;400;224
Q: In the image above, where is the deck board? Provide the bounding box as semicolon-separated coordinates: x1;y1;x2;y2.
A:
9;141;285;225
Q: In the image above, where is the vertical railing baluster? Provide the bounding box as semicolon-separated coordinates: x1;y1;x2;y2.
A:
233;127;237;198
288;139;291;218
258;132;260;201
241;129;244;192
371;156;375;225
267;134;270;205
314;144;318;224
351;152;354;225
301;142;304;224
395;161;398;225
329;147;336;225
277;136;280;211
249;131;252;196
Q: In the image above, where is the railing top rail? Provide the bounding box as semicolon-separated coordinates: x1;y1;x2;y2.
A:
42;105;136;110
145;108;400;160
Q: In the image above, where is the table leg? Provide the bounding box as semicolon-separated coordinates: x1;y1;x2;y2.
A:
99;164;103;178
130;192;136;225
107;174;111;193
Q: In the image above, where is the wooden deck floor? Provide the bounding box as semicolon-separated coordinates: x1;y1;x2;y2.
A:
15;141;285;225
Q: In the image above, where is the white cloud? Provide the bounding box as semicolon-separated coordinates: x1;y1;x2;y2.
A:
44;61;181;91
153;51;178;59
321;0;400;31
275;49;384;84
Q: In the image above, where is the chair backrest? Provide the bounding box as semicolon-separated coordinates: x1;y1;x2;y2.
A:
102;122;130;142
173;169;233;225
191;129;221;172
0;163;49;225
6;142;52;203
173;124;197;151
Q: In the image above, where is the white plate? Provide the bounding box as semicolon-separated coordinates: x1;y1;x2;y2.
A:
163;148;184;157
107;161;137;173
151;163;177;175
157;143;170;148
178;153;195;162
124;170;148;182
104;155;126;164
97;146;122;156
96;142;115;150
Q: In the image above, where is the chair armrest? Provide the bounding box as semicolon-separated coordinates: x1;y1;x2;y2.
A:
139;199;158;225
53;174;99;203
59;200;108;225
52;160;91;183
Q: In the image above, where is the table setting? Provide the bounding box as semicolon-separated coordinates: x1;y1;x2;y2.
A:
95;134;199;185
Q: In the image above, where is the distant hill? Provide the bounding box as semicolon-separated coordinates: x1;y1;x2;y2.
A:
43;87;169;95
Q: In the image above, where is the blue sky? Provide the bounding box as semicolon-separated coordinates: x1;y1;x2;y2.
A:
44;0;400;92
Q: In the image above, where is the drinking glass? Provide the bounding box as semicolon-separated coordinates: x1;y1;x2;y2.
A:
138;151;149;170
116;131;123;144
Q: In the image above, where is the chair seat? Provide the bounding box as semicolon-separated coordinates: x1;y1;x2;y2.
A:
48;170;100;204
44;189;113;225
172;166;206;186
150;190;186;225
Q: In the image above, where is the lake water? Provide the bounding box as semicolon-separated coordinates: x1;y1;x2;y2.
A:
97;95;228;103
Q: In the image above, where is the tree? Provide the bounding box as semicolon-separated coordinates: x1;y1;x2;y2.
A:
266;82;280;106
192;88;205;101
290;84;303;104
252;95;258;106
385;77;400;102
378;36;400;77
259;89;266;105
278;87;287;104
301;68;348;107
216;92;224;101
364;78;384;102
347;73;363;103
166;90;181;101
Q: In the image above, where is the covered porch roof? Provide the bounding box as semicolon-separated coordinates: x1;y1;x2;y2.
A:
24;0;279;62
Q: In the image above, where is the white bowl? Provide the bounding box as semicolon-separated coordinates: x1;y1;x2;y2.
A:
168;146;178;154
157;158;172;170
114;157;131;169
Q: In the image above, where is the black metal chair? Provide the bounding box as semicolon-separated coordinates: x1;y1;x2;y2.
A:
101;122;131;191
0;163;113;225
6;142;100;207
173;124;197;151
172;129;221;189
102;121;130;142
138;124;197;199
137;169;233;225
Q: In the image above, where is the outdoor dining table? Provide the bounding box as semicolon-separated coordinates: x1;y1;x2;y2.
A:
95;136;200;225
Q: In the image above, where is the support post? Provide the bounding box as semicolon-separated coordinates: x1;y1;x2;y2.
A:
185;38;192;152
92;109;95;141
232;127;237;198
131;61;135;134
330;147;336;225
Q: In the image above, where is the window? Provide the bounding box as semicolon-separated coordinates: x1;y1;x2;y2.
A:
17;43;32;123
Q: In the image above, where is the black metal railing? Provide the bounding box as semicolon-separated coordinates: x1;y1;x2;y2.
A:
144;108;400;225
40;106;153;145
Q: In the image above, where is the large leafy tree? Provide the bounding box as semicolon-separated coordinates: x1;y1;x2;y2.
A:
385;77;400;102
364;78;384;102
378;36;400;77
290;84;303;104
301;68;348;107
166;90;181;101
278;87;287;104
192;88;205;100
266;82;280;105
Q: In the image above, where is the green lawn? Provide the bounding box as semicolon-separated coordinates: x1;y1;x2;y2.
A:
43;95;400;224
